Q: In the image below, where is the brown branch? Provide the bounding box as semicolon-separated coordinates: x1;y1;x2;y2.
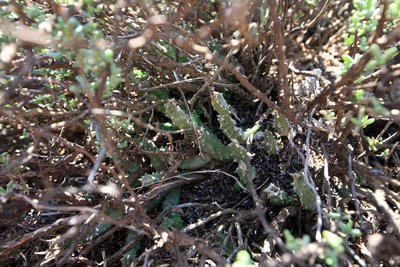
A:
267;0;291;114
169;230;229;266
371;0;389;43
0;217;71;257
286;0;331;36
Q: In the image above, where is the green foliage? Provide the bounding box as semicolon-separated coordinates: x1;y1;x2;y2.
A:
92;208;123;239
24;4;46;22
59;94;79;111
341;54;356;75
366;136;381;152
283;229;311;251
228;141;247;162
131;68;149;83
350;107;375;132
208;92;261;185
199;127;232;161
155;40;178;61
320;210;363;267
337;220;362;237
354;89;365;102
321;230;344;267
19;129;30;141
0;180;26;196
0;152;9;167
163;93;261;188
50;13;123;97
343;0;400;76
329;210;362;238
0;6;18;22
259;2;269;25
232;250;258;267
370;97;390;116
32;94;53;106
139;172;163;187
2;1;396;265
161;213;184;230
159;122;179;131
164;100;193;130
365;45;399;73
379;148;390;159
347;0;379;43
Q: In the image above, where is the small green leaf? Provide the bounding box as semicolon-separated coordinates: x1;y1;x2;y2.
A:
232;250;257;267
361;115;375;127
350;229;362;237
0;187;6;195
328;212;341;220
104;48;113;59
235;250;253;264
354;89;365;101
342;54;354;65
323;230;344;253
370;44;381;59
344;35;355;45
382;47;398;63
159;122;179;131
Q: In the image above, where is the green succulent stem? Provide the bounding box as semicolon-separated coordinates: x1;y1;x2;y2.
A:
292;172;316;211
163;100;231;162
211;92;260;144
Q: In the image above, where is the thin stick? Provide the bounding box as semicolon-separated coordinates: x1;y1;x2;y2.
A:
303;108;323;242
139;77;207;92
322;147;333;213
173;70;204;156
348;154;366;229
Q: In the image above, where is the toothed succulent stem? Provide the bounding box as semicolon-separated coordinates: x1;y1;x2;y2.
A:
163;100;231;162
228;140;255;183
292;172;317;211
179;154;212;170
262;130;279;155
164;100;192;130
211;92;248;144
210;92;261;184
